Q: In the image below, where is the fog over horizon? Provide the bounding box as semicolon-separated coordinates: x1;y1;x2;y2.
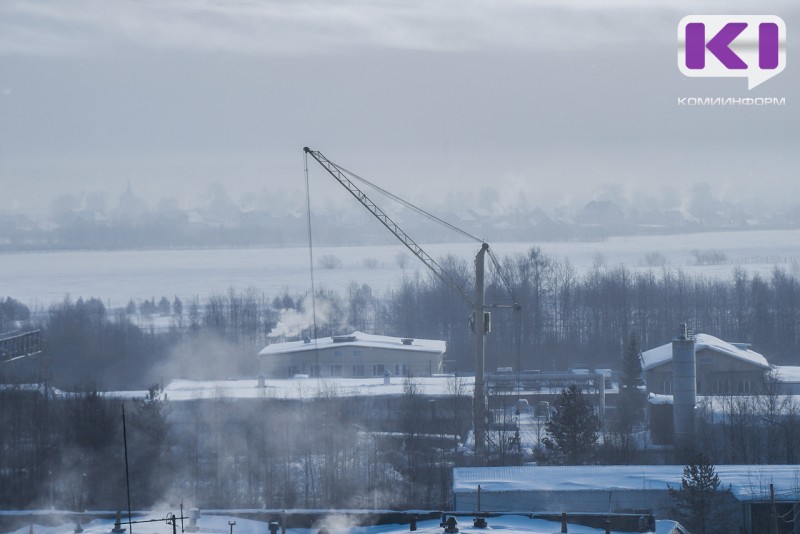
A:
1;0;798;217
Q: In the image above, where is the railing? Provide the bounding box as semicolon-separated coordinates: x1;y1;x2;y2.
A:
0;330;43;363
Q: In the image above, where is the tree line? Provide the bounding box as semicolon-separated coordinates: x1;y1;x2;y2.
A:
2;247;799;389
0;376;470;511
379;249;800;373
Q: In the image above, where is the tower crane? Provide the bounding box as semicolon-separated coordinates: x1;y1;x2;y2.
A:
303;147;518;462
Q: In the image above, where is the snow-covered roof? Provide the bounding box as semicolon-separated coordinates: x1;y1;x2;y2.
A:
109;377;474;401
771;365;800;383
259;331;446;356
0;383;66;397
640;333;770;371
1;511;676;534
453;465;800;502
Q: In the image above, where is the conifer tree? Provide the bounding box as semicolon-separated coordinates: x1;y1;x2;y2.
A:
614;332;645;461
543;384;599;464
669;453;722;534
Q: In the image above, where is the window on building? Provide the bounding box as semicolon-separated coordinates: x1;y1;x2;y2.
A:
288;366;299;378
352;364;365;377
353;349;362;357
394;364;408;377
310;365;321;377
373;364;385;377
662;380;672;394
330;365;342;377
334;350;343;357
740;379;751;393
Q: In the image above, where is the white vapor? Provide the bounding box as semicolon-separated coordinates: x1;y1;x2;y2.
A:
269;299;331;338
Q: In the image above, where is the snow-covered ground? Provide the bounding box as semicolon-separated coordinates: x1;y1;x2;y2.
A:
4;512;680;534
3;228;800;308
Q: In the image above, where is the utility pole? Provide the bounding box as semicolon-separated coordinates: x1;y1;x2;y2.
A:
474;243;488;463
770;483;778;534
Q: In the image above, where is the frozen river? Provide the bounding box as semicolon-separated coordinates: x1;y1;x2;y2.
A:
2;228;799;308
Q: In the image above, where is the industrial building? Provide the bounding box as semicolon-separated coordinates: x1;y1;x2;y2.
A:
258;331;446;378
452;465;800;533
641;332;771;396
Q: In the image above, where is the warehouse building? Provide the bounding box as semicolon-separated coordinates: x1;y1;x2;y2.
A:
453;465;800;533
258;331;446;378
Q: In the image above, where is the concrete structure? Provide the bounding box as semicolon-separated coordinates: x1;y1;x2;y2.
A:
453;465;800;533
258;331;446;378
641;333;771;396
671;325;696;444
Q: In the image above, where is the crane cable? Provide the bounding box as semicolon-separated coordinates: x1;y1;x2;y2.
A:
328;160;484;244
487;248;518;307
325;155;520;309
330;159;518;304
304;151;320;365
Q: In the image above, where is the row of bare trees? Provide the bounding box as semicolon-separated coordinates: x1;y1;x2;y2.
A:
694;386;800;465
0;385;169;510
374;250;800;372
0;375;469;511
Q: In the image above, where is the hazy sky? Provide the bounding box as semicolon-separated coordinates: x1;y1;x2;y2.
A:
0;0;798;215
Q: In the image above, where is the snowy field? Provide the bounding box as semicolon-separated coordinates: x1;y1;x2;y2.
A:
4;512;680;534
3;228;800;308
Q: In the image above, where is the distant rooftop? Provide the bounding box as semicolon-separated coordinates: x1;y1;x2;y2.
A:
107;377;472;401
454;465;800;502
258;331;446;356
640;333;770;371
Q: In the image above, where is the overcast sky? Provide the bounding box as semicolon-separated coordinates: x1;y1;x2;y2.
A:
0;0;797;216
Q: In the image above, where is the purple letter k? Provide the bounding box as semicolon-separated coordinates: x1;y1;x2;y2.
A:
686;22;748;70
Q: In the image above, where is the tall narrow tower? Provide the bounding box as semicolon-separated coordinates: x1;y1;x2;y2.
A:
672;323;696;445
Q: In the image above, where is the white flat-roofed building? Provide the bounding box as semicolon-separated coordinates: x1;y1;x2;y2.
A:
258;331;446;379
453;465;800;532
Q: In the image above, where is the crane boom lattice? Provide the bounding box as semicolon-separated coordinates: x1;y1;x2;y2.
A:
304;147;473;307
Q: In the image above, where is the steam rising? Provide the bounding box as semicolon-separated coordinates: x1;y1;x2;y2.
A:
151;332;256;382
269;299;332;338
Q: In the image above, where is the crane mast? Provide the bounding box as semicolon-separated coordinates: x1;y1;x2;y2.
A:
304;147;489;462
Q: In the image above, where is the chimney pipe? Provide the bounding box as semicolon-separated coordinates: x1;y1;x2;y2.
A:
672;323;696;445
